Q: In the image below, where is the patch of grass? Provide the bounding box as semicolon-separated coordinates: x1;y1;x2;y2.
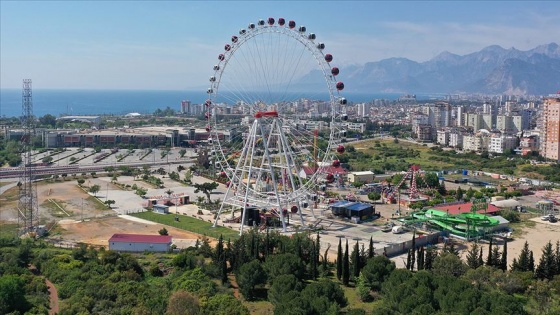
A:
510;219;537;238
42;199;73;218
131;211;240;240
0;181;15;188
48;223;68;237
86;196;111;211
0;223;18;238
243;300;274;315
341;284;384;313
1;186;20;202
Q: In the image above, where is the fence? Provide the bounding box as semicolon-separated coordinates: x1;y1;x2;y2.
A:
122;208;149;215
378;231;448;257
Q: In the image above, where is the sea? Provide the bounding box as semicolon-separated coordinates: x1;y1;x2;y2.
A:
0;89;413;118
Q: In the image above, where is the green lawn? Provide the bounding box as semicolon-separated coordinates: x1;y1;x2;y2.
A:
352;138;538;177
341;285;384;313
0;223;18;238
131;211;240;240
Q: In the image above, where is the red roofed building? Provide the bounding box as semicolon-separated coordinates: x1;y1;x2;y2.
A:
109;233;172;252
432;202;500;216
300;166;347;179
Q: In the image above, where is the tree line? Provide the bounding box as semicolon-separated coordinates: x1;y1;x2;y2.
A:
3;229;560;314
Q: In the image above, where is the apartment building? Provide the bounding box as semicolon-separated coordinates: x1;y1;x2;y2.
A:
541;95;560;161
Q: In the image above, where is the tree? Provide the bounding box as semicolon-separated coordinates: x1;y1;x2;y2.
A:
301;279;348;311
432;252;467;277
89;184;101;196
536;241;556;280
417;246;425;270
368;192;381;203
0;275;30;314
456;186;464;201
352;240;360;279
500;239;508;271
490;245;501;267
336;238;343;280
264;253;303;282
184;170;193;183
368;236;374;259
42;155;53;164
342;240;350;286
39;114;57;128
422;172;441;189
104;199;115;208
267;274;303;306
529;250;535;272
159;227;169;236
424;246;437;270
410;232;416;271
237;259;266;301
466;187;475;200
478;247;484;268
203;294;249;315
353;181;365;188
466;242;482;269
194;182;219;203
77;178;85;186
486;237;493;266
136;187;147;197
166;290;200;315
361;255;396;291
179;149;187;158
438;181;447;196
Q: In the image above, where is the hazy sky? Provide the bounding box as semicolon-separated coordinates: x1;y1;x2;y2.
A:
1;1;558;90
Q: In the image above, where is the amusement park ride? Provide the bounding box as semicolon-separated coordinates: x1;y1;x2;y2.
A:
383;165;429;206
399;207;500;240
204;17;348;234
382;165;500;239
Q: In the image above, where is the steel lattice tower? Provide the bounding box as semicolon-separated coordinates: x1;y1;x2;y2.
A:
18;79;39;235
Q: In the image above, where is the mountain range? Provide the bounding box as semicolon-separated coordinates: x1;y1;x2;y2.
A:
306;43;560;96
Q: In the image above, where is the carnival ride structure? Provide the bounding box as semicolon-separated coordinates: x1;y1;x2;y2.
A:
383;165;428;204
205;18;348;234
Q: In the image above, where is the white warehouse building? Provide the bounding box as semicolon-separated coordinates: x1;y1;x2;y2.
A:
109;234;172;252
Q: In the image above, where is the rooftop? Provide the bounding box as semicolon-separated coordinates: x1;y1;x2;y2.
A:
432;202;500;215
109;233;172;244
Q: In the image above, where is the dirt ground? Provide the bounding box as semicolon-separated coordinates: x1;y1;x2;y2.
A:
53;216;215;249
0;178;120;223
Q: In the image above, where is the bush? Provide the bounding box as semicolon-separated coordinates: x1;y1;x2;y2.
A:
500;210;520;223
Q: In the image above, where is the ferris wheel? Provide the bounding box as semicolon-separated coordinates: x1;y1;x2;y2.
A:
206;17;348;233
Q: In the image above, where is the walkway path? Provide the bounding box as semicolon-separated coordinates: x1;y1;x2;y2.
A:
28;265;59;314
46;279;59;315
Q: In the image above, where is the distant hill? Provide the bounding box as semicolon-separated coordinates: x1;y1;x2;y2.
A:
302;43;560;95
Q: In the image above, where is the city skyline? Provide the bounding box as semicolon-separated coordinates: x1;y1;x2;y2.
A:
1;1;559;90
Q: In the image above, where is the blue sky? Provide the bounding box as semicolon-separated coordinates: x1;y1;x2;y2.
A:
1;1;558;90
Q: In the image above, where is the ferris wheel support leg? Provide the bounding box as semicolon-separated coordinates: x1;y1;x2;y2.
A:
240;121;260;235
213;181;235;228
258;120;287;233
276;119;307;226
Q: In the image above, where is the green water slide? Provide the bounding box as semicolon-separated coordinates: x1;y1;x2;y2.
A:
407;209;500;238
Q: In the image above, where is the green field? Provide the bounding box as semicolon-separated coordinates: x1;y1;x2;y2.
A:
131;211;240;240
349;138;547;180
0;223;18;238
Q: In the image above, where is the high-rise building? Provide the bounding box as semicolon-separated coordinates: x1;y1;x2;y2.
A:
455;106;464;126
423;102;451;136
181;100;191;115
541;95;560;161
